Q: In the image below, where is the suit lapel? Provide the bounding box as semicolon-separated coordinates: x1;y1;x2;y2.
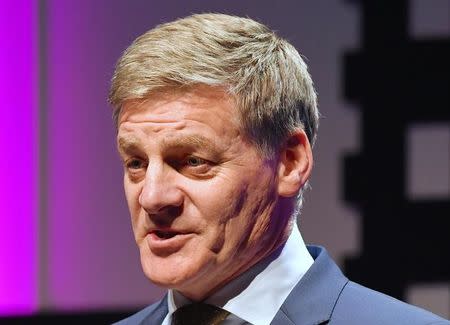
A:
272;246;349;325
140;294;169;325
271;309;296;325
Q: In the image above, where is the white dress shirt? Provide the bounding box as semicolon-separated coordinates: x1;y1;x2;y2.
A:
162;225;313;325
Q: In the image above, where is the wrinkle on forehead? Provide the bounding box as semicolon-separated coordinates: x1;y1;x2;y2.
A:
120;119;187;135
116;86;246;157
117;132;222;158
119;85;239;125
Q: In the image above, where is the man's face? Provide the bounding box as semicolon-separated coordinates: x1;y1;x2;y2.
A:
117;86;288;300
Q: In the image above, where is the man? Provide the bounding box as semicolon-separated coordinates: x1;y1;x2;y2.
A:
108;13;449;325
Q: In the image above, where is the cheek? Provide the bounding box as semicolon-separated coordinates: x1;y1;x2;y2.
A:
225;173;278;244
124;179;141;213
187;166;272;230
182;173;236;212
182;180;247;253
194;180;247;224
123;181;143;235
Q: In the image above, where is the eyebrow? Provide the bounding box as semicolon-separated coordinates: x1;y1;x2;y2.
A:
117;135;141;156
117;134;219;156
163;134;215;149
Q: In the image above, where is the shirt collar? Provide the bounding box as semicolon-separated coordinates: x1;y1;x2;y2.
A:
166;225;313;325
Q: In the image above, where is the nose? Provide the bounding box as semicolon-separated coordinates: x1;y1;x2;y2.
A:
138;162;184;220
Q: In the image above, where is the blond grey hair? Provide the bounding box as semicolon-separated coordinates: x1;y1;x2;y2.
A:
108;13;319;212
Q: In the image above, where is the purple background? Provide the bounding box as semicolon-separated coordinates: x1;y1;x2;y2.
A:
1;0;448;317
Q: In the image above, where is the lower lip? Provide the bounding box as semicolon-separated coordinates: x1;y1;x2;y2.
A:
146;232;194;254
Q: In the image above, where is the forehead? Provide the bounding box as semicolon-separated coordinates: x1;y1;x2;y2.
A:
116;86;243;151
119;86;238;124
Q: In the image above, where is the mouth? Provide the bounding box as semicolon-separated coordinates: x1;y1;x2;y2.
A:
152;229;181;240
148;228;190;241
146;229;194;254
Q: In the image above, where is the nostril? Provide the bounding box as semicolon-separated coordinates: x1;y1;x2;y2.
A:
167;205;183;217
145;203;184;225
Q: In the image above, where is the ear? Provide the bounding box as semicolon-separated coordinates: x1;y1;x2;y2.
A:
277;130;313;197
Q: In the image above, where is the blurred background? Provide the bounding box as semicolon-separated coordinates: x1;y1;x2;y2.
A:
1;0;449;323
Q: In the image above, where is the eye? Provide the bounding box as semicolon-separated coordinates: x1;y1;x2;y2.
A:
185;156;205;167
126;158;145;170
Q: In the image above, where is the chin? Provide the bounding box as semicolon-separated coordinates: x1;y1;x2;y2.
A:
142;262;182;287
140;253;199;290
138;240;220;295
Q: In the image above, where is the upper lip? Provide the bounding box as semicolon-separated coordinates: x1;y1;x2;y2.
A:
149;227;184;233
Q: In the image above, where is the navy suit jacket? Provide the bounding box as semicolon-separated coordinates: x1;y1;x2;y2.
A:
114;246;450;324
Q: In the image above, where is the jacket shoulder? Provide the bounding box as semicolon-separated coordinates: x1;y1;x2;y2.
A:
331;281;450;325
